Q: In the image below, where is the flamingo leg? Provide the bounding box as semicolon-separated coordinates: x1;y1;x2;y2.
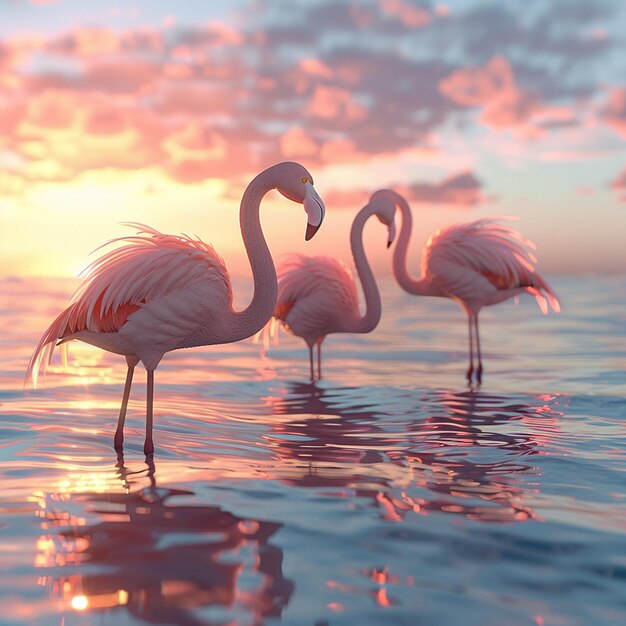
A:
466;315;474;385
145;454;157;489
316;339;322;380
144;369;155;456
308;344;315;381
114;364;135;450
474;315;483;385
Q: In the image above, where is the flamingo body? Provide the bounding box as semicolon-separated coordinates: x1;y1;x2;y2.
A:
28;226;234;376
275;255;359;345
27;162;326;454
420;219;560;316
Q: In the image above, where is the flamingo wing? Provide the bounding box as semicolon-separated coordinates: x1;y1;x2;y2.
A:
26;224;233;383
275;254;360;337
422;220;560;313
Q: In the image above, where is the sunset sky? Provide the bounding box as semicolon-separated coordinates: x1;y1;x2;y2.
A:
1;0;626;278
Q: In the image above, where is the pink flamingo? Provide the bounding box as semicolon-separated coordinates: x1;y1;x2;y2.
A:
272;194;396;380
26;162;325;455
376;190;559;385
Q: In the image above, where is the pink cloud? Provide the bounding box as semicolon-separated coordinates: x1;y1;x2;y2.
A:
0;2;618;194
203;21;245;46
440;56;538;132
47;27;163;58
49;27;121;56
26;56;162;96
164;122;228;157
171;22;244;52
155;83;233;117
601;87;626;137
347;3;377;29
610;169;626;202
298;58;334;80
0;15;455;185
0;100;26;137
280;127;318;159
306;85;367;121
440;56;514;107
23;109;163;178
162;63;195;80
1;35;45;73
379;0;432;27
1;88;169;181
22;89;75;129
319;137;369;163
0;19;471;190
87;59;163;93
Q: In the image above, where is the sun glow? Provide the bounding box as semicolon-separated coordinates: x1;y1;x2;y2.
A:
70;595;89;611
2;169;233;278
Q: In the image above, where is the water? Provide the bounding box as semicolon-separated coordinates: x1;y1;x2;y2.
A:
0;275;624;626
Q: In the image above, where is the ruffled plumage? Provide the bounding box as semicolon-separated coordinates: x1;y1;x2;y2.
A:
274;254;360;342
422;219;560;314
26;223;233;385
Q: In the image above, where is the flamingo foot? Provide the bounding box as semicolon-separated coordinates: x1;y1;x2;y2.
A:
143;438;154;456
476;364;483;386
466;364;474;384
113;431;124;451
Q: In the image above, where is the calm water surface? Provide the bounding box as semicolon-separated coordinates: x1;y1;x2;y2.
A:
0;275;624;626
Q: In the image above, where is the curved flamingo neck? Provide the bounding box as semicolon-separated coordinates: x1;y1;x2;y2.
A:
350;204;383;334
226;169;278;342
392;195;434;296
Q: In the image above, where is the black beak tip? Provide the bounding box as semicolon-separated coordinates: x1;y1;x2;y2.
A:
387;240;392;249
305;223;320;241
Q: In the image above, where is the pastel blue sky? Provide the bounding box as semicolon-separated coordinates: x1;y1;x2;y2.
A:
1;0;625;276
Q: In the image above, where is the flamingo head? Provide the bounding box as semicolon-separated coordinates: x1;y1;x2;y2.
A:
366;191;398;249
274;162;326;240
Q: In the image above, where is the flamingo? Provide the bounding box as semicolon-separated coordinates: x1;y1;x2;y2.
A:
374;190;559;385
272;193;396;380
26;162;326;455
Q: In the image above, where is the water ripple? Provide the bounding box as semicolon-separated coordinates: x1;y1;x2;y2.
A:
0;276;625;625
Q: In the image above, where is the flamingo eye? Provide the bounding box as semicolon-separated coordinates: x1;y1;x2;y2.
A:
302;177;309;184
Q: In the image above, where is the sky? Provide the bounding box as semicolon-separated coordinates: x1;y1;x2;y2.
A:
1;0;626;278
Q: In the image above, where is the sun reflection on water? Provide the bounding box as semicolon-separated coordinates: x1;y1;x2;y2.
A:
33;455;294;623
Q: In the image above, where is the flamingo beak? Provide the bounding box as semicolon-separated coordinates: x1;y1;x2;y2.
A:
305;222;319;241
387;220;397;249
304;183;325;241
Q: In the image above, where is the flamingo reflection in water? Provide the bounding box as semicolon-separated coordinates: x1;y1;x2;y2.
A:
403;389;564;521
34;455;293;625
264;383;563;523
